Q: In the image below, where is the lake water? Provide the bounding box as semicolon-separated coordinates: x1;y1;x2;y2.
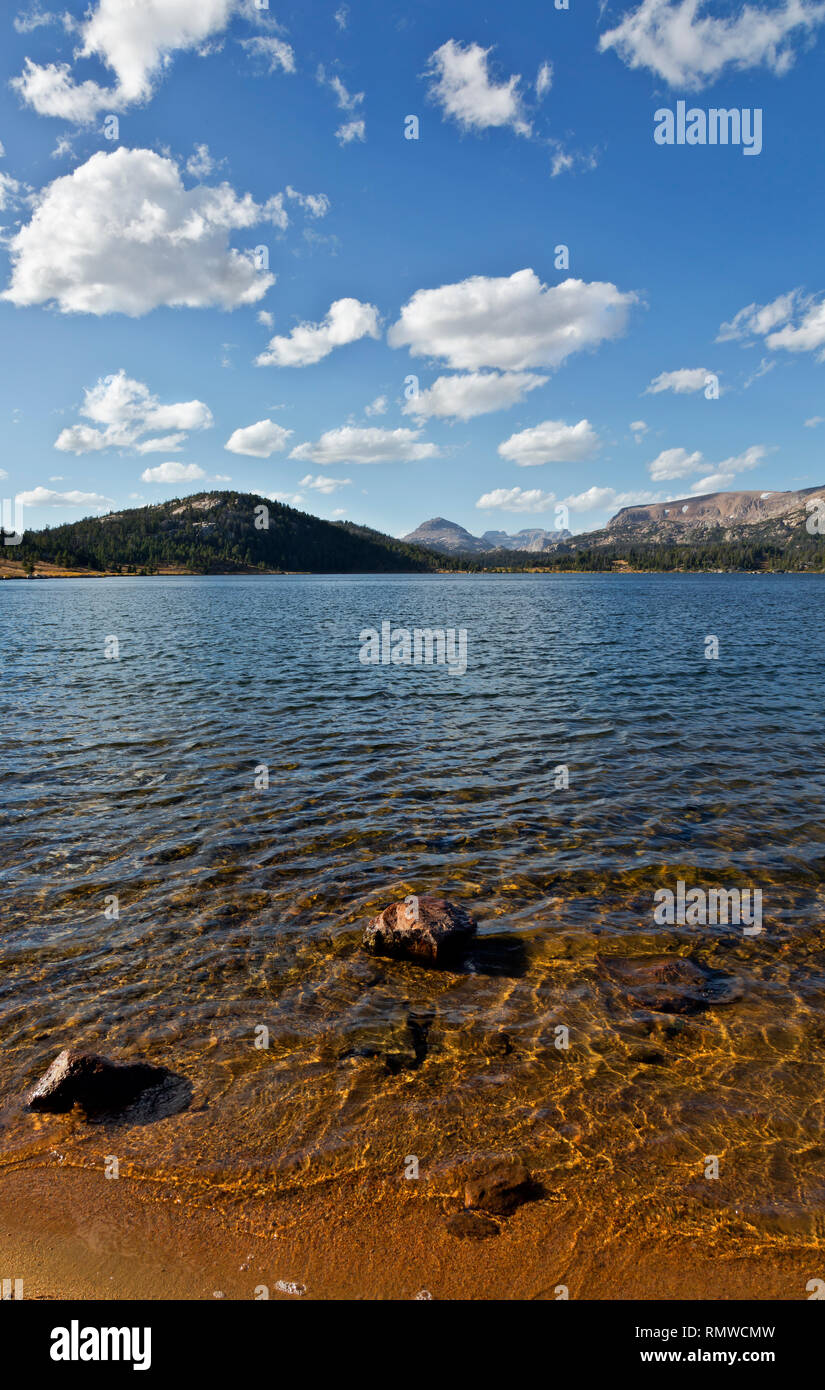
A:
2;573;825;1246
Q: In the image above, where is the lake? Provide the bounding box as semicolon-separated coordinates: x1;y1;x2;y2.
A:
2;572;825;1292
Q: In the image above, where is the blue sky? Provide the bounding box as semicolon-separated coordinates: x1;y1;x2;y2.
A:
0;0;823;539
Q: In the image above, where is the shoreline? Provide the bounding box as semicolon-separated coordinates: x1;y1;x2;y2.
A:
2;1163;818;1302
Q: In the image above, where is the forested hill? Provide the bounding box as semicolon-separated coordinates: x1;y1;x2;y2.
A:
13;492;451;574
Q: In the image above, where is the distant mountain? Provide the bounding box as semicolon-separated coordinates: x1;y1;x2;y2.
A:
403;516;571;554
601;485;825;546
480;526;572;551
11;492;451;575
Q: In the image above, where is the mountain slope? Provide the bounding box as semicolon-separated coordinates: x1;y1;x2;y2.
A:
605;485;825;544
13;492;449;575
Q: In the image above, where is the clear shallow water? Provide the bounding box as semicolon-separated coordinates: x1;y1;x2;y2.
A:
2;573;825;1245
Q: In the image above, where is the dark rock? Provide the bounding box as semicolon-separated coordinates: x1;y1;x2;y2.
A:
445;1211;499;1239
464;1158;533;1215
363;896;477;966
602;955;742;1015
26;1049;173;1116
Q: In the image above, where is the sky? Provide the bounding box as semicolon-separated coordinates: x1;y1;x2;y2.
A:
0;0;823;540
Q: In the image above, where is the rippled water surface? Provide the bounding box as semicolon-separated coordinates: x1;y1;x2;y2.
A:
2;574;825;1247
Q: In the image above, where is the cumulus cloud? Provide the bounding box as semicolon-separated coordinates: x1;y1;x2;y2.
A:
290;426;438;465
256;297;380;367
298;473;352;493
498;418;600;467
648;443;766;485
389;269;636;372
12;0;239;123
476;486;557;513
16;486;113;509
3;148;283;315
630;419;648;440
404;370;547;422
239;35;296;74
563;485;663;513
718;287;825;360
54;370;213;454
425;39;531;136
365;395;388;416
224;419;293;456
645;366;713;394
717;290;802;342
140;461;206;483
648;446;704;480
599;0;825;90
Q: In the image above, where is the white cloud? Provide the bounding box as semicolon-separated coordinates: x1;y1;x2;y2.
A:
648;443;766;484
718;291;801;341
135;433;188;454
476;486;557;513
240;35;296;74
630;419;648;439
388;269;636;371
648;446;704;480
365;395;388;416
298;473;352;493
765;299;825;356
186;143;217;178
563;485;662;513
425;39;531;136
257;309;274;328
3;148;281;314
498;418;600;467
599;0;825;90
54;370;213;454
404;370;547;422
285;186;330;218
805;415;824;427
224;418;293;456
14;7;64;34
317;65;366;142
290;426;438;465
140;461;206;483
689;446;767;492
719;289;825;359
645;366;712;394
0;171;27;211
551;150;574;177
334;6;349;30
16;486;112;509
336;118;365;144
536;61;553;97
256;296;380;367
13;0;239;123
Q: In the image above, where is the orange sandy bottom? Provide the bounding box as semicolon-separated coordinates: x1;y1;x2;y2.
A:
0;1164;816;1302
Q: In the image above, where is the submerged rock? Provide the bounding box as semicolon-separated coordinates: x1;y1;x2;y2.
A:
363;896;477;966
26;1049;173;1116
603;955;742;1015
464;1158;533;1215
445;1211;499;1240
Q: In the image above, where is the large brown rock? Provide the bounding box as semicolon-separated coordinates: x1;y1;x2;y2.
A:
26;1049;170;1116
363;896;477;966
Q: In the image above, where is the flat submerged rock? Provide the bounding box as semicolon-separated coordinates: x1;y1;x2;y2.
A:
602;955;743;1015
